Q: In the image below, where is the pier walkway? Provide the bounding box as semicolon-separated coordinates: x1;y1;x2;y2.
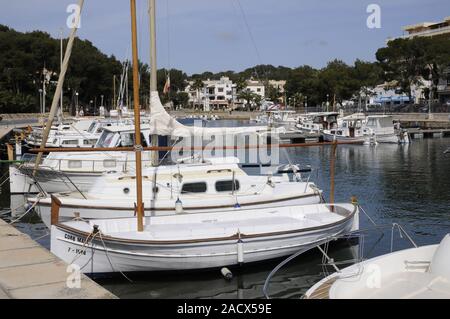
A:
0;219;116;299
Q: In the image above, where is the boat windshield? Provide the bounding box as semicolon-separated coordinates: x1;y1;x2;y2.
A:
96;131;116;147
87;121;97;133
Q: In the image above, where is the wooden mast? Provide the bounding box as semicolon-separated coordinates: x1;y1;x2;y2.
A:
130;0;144;232
329;140;338;206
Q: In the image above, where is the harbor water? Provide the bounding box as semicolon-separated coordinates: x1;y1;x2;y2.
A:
1;121;450;299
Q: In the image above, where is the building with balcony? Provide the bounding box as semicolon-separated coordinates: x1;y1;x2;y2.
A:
388;16;450;41
185;76;236;111
185;77;288;110
245;79;265;98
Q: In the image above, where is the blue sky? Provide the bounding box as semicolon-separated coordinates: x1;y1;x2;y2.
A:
1;0;449;74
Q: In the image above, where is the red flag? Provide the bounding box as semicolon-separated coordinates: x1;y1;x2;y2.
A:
163;75;170;94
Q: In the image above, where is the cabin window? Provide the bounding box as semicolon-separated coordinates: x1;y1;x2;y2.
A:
120;133;134;147
87;122;97;133
68;160;82;169
97;132;115;147
367;118;376;127
103;159;116;168
181;182;207;193
215;180;240;192
62;140;78;145
83;139;97;145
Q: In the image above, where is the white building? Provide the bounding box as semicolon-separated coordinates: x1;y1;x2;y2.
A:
185;77;288;110
185;77;236;111
268;80;286;93
388;16;450;42
368;80;431;106
245;79;265;98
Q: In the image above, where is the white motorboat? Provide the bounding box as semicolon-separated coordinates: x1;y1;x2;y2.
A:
31;159;323;228
304;234;450;299
323;114;409;145
9;124;155;194
322;115;370;144
365;115;409;144
25;118;102;148
296;112;340;134
50;202;359;273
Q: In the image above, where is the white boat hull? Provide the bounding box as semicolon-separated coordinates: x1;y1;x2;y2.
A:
322;133;366;144
9;165;101;194
374;133;399;144
51;204;359;273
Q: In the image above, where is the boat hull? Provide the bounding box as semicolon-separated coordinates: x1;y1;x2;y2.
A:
9;165;102;194
322;133;366;144
51;204;359;273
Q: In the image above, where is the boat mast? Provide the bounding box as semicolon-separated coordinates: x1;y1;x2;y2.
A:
33;0;84;173
58;28;64;125
149;0;158;166
130;0;145;232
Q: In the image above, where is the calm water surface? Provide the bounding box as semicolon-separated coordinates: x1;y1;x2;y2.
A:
1;123;450;298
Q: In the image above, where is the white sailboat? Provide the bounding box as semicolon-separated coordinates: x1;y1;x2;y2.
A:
32;159;323;228
305;234;450;299
51;203;359;273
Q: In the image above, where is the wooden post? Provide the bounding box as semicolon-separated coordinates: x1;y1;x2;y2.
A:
6;144;14;161
50;195;62;226
329;140;338;207
130;0;144;232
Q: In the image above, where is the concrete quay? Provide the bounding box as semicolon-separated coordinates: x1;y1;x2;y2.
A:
0;218;116;299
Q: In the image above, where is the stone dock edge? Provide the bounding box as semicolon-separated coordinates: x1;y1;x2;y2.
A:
0;219;117;299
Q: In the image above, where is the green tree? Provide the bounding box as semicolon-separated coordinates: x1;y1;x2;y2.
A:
376;38;429;100
318;59;359;108
238;89;257;110
266;84;282;102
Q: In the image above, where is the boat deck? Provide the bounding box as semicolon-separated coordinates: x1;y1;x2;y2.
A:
63;204;353;241
304;277;337;299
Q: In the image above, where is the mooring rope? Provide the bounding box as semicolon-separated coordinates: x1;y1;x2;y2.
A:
98;231;133;283
8;194;44;225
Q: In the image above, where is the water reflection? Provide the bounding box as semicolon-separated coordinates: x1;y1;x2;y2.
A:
96;240;359;299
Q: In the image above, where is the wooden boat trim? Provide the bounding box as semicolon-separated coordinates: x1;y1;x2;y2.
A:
304;276;338;299
37;192;321;211
55;204;357;245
